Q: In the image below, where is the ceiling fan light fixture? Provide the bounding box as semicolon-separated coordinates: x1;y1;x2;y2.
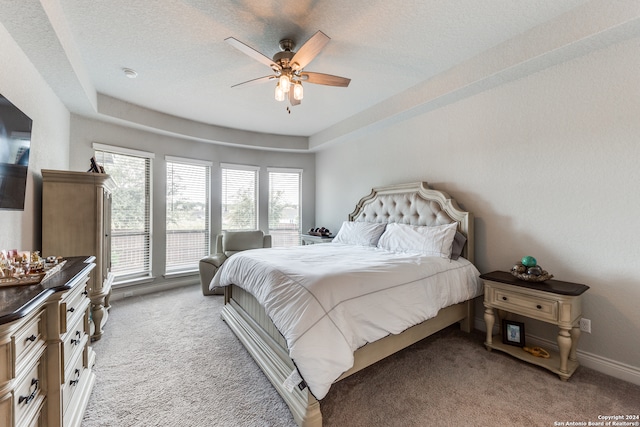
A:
226;30;350;108
293;82;304;101
274;83;285;102
279;75;290;92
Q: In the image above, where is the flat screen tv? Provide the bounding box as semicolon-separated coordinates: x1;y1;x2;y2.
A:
0;94;32;210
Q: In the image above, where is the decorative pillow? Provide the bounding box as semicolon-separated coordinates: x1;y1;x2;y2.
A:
450;231;467;260
377;222;458;258
332;221;387;247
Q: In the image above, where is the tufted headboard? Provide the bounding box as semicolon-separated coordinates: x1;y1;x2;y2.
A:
348;182;474;263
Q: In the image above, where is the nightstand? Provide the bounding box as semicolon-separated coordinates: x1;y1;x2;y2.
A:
301;234;334;245
480;271;589;381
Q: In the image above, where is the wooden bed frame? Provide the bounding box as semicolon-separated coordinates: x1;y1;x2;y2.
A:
220;182;476;426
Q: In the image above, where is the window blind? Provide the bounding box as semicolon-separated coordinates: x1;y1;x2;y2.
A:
221;164;259;230
94;144;153;282
268;168;302;247
166;157;211;273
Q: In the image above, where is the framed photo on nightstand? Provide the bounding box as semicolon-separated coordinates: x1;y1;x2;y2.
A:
503;320;525;347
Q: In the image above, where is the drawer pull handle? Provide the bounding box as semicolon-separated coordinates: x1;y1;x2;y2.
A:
67;307;75;313
25;334;37;343
71;338;80;345
76;330;82;338
502;296;508;301
18;378;39;405
536;305;542;309
69;369;80;387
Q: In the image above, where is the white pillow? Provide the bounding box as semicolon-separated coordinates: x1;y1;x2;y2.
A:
377;222;458;258
332;221;387;247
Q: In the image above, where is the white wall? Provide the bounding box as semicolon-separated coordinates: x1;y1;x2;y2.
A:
0;22;70;250
68;115;315;289
316;36;640;376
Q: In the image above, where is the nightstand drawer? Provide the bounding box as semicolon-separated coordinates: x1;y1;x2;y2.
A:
491;289;558;322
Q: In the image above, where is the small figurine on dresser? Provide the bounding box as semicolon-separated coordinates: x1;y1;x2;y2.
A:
0;249;65;286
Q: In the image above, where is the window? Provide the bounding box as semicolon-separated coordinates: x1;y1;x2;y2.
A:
268;168;302;247
221;163;258;230
94;143;153;282
165;156;211;273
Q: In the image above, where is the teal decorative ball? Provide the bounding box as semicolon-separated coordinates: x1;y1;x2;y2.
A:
521;256;537;267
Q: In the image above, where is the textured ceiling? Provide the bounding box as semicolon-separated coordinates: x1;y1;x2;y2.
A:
2;0;635;151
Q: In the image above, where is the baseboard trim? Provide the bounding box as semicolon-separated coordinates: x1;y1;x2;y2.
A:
110;277;199;301
474;317;640;386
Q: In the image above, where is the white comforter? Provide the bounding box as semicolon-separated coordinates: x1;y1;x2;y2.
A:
211;243;482;399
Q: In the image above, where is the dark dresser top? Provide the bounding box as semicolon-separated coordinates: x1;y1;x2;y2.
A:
0;256;95;324
480;270;590;296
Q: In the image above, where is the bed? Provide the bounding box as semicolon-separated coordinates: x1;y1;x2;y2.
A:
213;182;482;426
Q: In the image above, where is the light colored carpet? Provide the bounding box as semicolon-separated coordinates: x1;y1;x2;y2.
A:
82;285;640;427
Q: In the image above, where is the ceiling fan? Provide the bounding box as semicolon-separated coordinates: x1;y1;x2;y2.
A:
225;30;351;107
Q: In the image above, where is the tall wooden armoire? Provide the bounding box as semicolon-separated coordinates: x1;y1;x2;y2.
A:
42;169;115;341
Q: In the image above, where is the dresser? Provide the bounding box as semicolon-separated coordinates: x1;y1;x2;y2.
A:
42;169;115;341
481;271;589;381
0;257;96;426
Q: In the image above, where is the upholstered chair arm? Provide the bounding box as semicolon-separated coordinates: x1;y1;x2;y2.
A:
199;253;227;296
201;253;227;268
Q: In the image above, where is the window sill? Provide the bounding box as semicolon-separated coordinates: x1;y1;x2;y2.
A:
113;275;156;288
163;270;198;279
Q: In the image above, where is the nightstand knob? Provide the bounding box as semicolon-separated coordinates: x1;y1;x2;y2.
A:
502;296;508;301
536;304;542;309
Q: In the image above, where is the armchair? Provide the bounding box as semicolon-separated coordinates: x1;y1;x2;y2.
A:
199;230;272;295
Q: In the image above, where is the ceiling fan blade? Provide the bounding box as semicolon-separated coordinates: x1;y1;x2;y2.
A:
290;30;330;71
231;75;276;88
288;89;301;106
301;72;351;87
225;37;281;71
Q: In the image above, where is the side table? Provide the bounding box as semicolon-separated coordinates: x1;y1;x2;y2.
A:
480;271;589;380
301;234;334;245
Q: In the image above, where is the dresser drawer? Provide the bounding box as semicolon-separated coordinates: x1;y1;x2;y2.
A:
490;288;558;322
14;311;45;367
63;314;87;370
23;403;44;427
62;348;86;415
14;356;45;426
61;285;89;333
